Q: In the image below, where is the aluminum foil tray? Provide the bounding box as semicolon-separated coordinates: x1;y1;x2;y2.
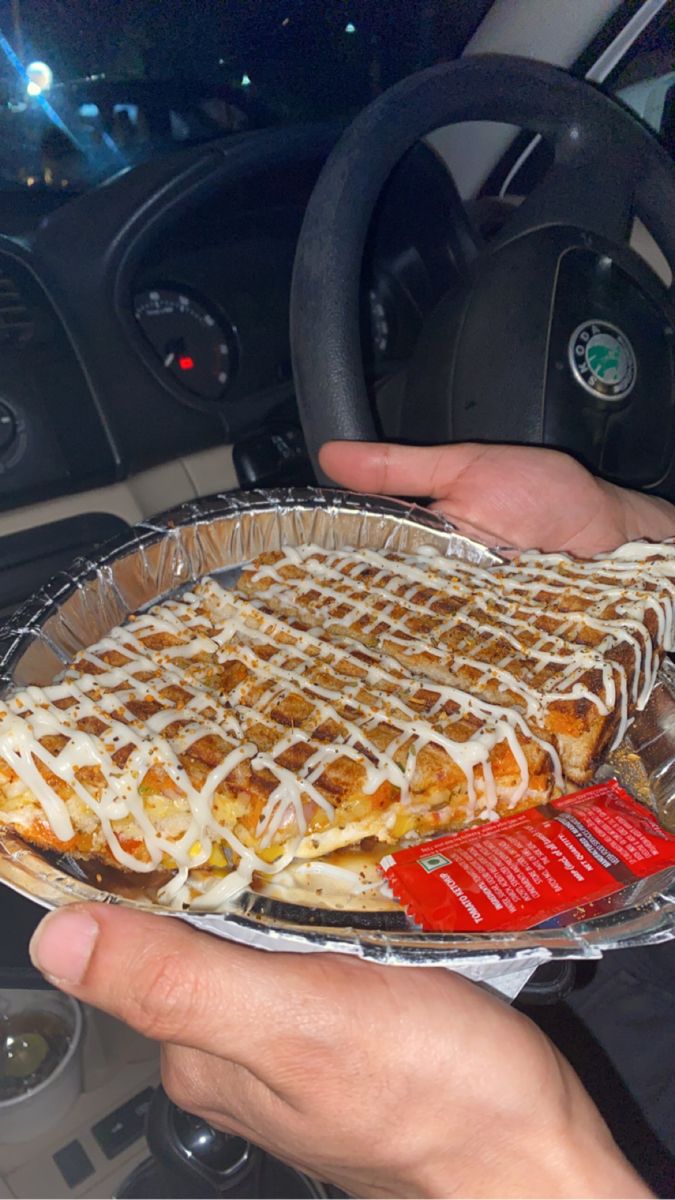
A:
0;487;674;970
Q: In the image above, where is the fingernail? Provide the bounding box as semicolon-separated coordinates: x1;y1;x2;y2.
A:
29;909;99;985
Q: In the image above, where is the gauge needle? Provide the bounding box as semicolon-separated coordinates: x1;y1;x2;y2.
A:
164;352;175;367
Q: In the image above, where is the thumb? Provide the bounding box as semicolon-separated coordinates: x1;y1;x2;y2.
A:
29;903;273;1057
319;440;484;498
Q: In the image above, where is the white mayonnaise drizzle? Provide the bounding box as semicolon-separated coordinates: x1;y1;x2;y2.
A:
245;542;675;755
4;536;673;911
0;572;560;909
201;587;564;798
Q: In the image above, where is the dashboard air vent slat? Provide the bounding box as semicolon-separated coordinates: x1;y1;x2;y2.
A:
0;272;34;344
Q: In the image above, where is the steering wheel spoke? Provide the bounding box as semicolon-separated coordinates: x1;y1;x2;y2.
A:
496;139;640;248
444;173;484;279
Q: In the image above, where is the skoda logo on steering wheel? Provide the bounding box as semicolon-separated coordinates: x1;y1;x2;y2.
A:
568;320;637;401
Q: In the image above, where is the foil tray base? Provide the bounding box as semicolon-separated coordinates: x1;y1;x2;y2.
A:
0;488;673;971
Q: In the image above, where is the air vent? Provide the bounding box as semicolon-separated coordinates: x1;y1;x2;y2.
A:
0;270;34;345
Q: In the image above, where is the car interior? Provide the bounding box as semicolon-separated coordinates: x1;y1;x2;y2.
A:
0;0;674;1196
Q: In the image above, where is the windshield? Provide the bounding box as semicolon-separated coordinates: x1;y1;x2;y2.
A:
0;0;491;193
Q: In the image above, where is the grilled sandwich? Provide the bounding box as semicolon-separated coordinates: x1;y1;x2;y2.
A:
238;542;675;783
0;579;560;907
1;538;673;909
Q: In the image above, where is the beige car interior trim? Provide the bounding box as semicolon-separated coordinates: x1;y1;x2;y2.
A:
630;217;672;288
427;0;622;198
0;444;238;538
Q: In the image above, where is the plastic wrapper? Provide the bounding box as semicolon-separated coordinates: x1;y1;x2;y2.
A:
0;488;673;997
381;781;675;933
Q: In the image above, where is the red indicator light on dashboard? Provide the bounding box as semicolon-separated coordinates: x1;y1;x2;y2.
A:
178;355;195;371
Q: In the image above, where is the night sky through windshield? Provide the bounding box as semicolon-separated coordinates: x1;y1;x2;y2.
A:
0;1;491;190
0;1;490;120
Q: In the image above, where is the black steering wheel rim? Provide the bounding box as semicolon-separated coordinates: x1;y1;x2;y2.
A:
290;54;675;483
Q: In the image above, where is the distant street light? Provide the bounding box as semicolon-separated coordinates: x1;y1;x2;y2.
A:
345;22;356;34
26;60;53;95
241;73;251;87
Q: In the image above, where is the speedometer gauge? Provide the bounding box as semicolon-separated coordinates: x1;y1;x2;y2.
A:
134;287;235;400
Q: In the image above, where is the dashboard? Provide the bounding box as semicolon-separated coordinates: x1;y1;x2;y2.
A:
123;143;462;421
0;126;464;612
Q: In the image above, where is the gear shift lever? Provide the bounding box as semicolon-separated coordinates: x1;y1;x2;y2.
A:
146;1085;257;1197
145;1085;329;1198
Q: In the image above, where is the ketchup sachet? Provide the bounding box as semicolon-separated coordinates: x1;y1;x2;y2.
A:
379;781;675;932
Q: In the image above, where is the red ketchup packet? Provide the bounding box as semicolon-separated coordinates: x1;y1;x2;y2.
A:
379;781;675;933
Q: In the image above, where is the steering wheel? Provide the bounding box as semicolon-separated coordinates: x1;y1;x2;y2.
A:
290;56;675;496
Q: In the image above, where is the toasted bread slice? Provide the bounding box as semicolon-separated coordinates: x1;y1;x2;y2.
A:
238;543;675;782
0;580;559;903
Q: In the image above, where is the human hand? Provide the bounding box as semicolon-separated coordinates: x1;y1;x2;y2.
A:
319;441;675;556
29;905;649;1198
